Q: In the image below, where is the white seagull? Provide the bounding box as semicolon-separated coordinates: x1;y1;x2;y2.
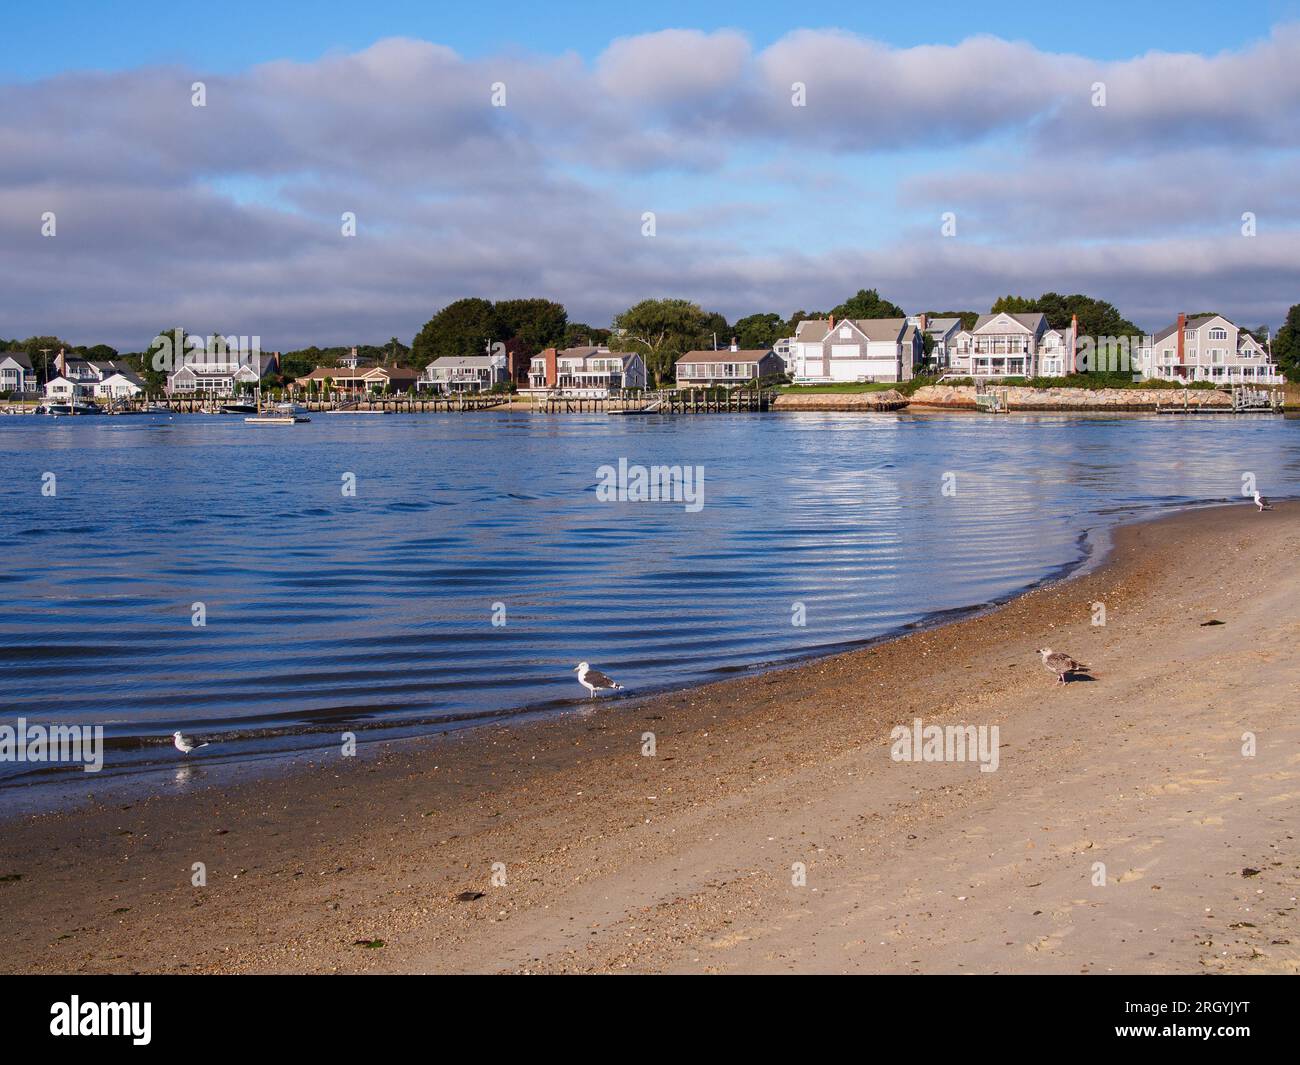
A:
1037;648;1088;685
1253;491;1272;512
172;730;210;754
575;662;623;699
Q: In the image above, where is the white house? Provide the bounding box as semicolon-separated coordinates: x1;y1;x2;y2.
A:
168;350;280;397
1138;314;1283;384
43;375;89;401
789;317;923;383
422;353;508;394
0;351;37;393
93;370;145;398
526;346;647;395
948;312;1065;378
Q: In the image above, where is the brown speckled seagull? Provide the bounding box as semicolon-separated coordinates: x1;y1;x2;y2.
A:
1037;648;1087;684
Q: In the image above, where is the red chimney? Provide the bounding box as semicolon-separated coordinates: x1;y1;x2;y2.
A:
829;315;835;329
1176;312;1186;366
543;347;557;388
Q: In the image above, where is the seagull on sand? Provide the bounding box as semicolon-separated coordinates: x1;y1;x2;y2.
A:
172;730;210;754
1037;648;1087;685
1253;491;1272;512
575;662;623;699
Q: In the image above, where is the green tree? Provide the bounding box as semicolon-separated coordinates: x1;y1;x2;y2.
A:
991;293;1141;337
411;298;503;363
562;322;612;348
831;288;905;320
1273;303;1300;381
786;310;827;334
733;312;786;349
495;298;567;353
609;298;718;385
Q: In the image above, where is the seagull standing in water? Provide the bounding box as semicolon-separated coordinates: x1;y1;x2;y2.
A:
575;662;623;699
1253;491;1272;512
1037;648;1087;685
172;730;210;754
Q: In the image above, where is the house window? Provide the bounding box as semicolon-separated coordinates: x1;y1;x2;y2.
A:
1209;328;1227;340
839;326;851;339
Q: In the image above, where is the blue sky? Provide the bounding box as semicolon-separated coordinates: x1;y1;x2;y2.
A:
3;3;1299;348
8;0;1300;77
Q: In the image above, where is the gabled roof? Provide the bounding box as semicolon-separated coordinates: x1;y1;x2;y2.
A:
100;369;145;387
973;312;1046;334
1151;315;1230;343
794;317;912;343
0;350;33;368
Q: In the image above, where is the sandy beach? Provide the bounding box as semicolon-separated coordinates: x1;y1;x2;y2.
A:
1;501;1297;975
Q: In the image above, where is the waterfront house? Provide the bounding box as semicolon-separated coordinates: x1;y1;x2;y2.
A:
526;346;648;395
168;350;280;398
916;316;963;369
43;374;88;401
421;353;507;394
292;362;419;395
675;342;783;387
0;351;37;393
788;317;922;383
1138;314;1283;384
948;312;1055;377
92;369;145;398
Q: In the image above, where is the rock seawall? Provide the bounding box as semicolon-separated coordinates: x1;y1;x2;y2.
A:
771;390;908;412
907;385;1233;412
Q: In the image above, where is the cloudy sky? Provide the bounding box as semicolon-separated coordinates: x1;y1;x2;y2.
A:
3;0;1300;350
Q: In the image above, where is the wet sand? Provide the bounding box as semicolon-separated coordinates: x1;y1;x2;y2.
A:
1;501;1297;974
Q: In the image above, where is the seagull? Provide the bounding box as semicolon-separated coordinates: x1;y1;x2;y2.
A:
575;661;623;699
172;730;210;754
1253;491;1272;512
1037;648;1087;685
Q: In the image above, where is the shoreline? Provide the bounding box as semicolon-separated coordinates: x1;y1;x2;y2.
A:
5;382;1293;418
0;495;1145;814
1;501;1297;973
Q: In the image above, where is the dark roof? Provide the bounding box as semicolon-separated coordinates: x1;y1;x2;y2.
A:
0;350;33;368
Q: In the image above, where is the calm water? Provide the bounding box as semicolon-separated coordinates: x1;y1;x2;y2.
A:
2;410;1298;805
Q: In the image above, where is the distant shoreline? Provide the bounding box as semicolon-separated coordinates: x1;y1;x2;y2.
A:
3;381;1293;417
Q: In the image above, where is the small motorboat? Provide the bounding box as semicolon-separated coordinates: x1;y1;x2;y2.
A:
221;402;259;414
243;387;310;424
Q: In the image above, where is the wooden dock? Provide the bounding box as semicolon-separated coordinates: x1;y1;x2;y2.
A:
535;389;774;414
1156;386;1283;415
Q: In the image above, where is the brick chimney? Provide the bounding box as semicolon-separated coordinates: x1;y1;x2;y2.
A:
828;315;835;329
1176;312;1186;365
543;347;557;388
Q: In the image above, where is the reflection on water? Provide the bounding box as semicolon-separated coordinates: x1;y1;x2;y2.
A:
1;410;1296;800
